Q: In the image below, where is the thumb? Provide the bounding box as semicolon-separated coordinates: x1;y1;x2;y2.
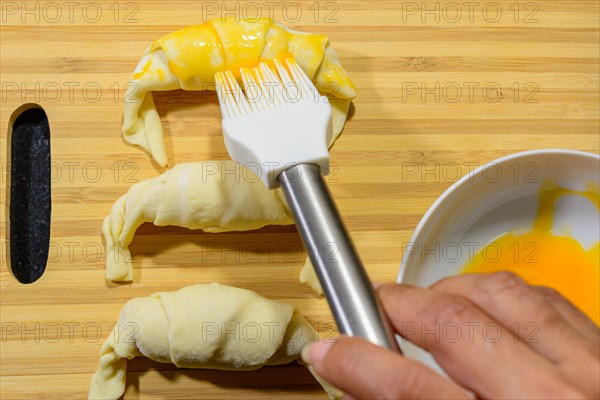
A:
302;335;468;399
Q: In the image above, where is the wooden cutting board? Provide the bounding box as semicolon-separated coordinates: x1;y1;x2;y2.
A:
1;1;598;398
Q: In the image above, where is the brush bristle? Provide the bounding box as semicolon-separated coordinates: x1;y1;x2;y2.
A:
217;59;318;119
215;70;251;119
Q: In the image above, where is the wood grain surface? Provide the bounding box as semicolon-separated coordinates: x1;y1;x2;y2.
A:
1;0;599;398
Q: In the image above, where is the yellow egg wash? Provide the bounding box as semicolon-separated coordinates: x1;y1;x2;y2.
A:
462;180;600;325
149;17;328;82
132;57;165;81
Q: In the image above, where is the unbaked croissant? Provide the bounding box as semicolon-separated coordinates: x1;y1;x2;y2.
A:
88;283;340;399
103;160;294;281
103;160;324;291
123;17;356;166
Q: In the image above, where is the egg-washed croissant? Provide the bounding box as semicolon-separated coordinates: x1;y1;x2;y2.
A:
89;283;340;399
123;17;357;166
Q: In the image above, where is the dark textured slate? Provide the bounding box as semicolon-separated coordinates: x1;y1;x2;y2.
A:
10;107;51;284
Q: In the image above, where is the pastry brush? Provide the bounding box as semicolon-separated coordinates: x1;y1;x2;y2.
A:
215;59;398;351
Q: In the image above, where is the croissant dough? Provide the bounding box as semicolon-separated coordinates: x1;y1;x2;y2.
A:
300;257;324;295
123;17;356;166
103;160;326;294
103;161;294;281
88;283;341;399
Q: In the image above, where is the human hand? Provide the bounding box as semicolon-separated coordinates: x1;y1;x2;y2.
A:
302;272;600;399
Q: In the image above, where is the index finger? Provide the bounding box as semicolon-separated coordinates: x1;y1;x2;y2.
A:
377;283;579;399
431;272;598;362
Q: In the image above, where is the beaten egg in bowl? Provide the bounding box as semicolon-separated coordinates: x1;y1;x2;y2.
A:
462;180;600;325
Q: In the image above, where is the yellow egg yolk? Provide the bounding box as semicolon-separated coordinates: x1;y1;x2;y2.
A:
462;181;600;325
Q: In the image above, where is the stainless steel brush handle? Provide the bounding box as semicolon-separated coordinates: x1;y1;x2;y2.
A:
279;163;399;351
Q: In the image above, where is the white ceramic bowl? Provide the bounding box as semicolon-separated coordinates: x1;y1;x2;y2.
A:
397;149;600;373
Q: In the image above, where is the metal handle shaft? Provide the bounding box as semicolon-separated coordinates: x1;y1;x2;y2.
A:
279;163;399;350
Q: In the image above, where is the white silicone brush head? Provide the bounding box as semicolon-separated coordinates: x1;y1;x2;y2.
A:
216;59;332;189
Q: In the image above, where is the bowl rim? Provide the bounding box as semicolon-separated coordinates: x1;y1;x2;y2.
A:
397;148;600;283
